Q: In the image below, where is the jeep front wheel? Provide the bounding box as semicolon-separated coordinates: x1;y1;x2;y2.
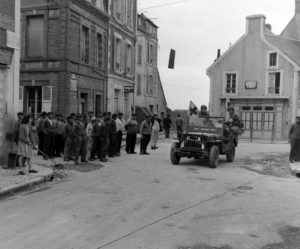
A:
170;142;181;165
209;145;219;168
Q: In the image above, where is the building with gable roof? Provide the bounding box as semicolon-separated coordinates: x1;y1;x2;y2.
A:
207;0;300;141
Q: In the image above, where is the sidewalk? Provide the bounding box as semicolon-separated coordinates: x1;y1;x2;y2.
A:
0;156;53;198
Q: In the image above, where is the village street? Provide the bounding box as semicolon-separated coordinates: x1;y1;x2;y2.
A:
0;139;300;249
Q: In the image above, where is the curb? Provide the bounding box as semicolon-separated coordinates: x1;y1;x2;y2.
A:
0;171;54;199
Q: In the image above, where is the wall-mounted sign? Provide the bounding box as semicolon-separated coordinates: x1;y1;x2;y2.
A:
124;86;134;93
245;81;257;89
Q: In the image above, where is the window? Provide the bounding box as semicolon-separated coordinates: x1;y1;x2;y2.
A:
150;105;154;114
115;36;122;71
149;43;154;64
96;33;103;68
125;43;132;75
27;16;45;57
149;75;153;96
81;26;89;63
137;45;142;65
137;74;141;95
269;52;277;67
126;0;133;28
115;0;122;21
268;72;280;94
225;73;237;94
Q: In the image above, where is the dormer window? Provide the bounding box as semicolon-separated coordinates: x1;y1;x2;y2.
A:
269;52;277;67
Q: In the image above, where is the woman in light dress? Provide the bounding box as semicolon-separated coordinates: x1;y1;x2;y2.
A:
150;116;160;150
17;115;38;175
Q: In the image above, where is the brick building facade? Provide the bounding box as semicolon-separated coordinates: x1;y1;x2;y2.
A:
0;0;20;164
20;0;109;118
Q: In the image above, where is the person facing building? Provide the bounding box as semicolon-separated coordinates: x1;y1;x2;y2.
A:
125;114;138;154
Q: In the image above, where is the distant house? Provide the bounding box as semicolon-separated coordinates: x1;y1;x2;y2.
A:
207;0;300;141
135;14;167;127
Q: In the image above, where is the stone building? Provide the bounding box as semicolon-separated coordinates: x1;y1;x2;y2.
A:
207;0;300;141
0;0;20;164
107;0;137;120
20;0;109;118
135;14;167;125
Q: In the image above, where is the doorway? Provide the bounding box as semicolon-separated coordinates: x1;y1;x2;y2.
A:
26;86;42;119
95;94;102;116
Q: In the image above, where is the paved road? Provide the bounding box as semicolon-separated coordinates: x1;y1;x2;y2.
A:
0;140;300;249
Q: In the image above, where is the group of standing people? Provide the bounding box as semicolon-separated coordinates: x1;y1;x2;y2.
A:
12;111;170;174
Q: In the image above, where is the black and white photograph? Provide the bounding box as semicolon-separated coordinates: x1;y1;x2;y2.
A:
0;0;300;248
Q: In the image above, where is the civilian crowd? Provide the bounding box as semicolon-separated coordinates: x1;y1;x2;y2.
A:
12;111;173;174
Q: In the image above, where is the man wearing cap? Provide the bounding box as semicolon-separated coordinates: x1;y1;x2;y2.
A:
63;115;74;161
199;105;209;117
116;113;124;156
140;115;152;155
86;116;96;160
125;114;138;154
72;114;88;164
226;107;243;135
42;112;56;159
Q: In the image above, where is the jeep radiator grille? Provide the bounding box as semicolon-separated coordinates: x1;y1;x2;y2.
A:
184;139;202;149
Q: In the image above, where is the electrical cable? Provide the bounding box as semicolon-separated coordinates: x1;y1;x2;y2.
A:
139;0;190;11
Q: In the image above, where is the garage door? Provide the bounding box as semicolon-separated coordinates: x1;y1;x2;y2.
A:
240;112;275;141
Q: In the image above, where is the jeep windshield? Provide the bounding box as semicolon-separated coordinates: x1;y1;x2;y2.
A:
186;116;224;135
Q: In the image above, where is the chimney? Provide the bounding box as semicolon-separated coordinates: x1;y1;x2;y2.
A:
246;14;266;34
217;49;221;59
265;23;272;31
296;0;300;14
214;49;221;62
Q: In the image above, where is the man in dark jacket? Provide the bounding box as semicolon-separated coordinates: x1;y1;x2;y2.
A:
90;116;102;160
108;113;117;157
73;114;87;164
289;116;300;163
163;114;172;138
99;113;109;162
125;114;138;154
42;112;56;159
63;116;74;162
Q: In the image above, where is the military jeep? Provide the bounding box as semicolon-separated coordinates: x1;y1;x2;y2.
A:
170;116;237;168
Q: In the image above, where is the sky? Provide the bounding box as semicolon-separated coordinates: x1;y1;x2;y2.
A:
138;0;295;110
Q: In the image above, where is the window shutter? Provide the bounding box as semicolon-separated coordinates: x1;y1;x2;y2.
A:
153;43;157;66
121;39;126;73
19;86;24;112
19;86;24;101
42;86;52;112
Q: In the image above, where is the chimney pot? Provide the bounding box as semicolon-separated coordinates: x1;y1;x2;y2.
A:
265;23;272;31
